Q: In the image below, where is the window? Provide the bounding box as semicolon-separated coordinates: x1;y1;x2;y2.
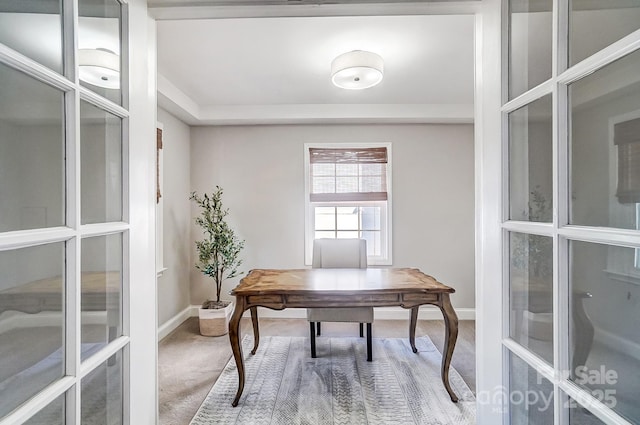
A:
304;143;392;265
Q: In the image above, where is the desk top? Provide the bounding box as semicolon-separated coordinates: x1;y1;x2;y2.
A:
232;268;454;296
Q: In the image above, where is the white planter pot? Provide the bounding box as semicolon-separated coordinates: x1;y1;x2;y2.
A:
198;303;234;337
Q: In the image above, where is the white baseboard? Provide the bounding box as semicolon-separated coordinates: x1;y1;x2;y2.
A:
157;305;198;341
594;327;640;362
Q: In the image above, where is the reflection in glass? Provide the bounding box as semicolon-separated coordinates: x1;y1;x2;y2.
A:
570;241;640;423
81;234;122;361
80;100;122;224
509;232;553;364
509;94;553;222
0;243;64;417
509;351;554;424
570;2;640;66
567;394;606;425
508;0;552;99
0;62;65;233
78;0;122;105
24;394;64;425
570;49;640;229
81;352;123;425
0;1;63;72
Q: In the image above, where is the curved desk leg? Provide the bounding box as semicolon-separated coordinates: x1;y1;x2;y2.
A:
229;297;246;407
571;292;594;375
439;293;459;402
409;306;419;353
250;306;260;355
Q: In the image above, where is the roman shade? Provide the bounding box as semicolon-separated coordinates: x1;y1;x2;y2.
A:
309;147;388;202
615;117;640;204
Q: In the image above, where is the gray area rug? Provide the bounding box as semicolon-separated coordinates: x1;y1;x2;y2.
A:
190;335;476;424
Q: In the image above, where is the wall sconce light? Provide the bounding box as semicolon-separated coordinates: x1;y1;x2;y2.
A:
78;48;120;90
331;50;384;90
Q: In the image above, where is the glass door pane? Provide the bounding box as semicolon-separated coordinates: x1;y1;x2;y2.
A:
570;1;640;66
81;352;123;424
0;62;65;233
78;0;122;105
0;243;65;417
81;233;122;360
569;240;640;423
509;232;554;363
569;49;640;229
509;351;555;424
0;0;63;72
508;94;553;222
80;100;123;225
508;0;553;99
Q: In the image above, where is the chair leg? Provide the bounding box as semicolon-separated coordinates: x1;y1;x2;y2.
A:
316;322;321;336
309;322;317;358
366;323;372;362
359;322;364;337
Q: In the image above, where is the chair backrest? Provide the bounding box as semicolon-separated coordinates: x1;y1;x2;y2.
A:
312;238;367;269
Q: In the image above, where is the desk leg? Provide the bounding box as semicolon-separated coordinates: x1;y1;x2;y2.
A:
229;297;246;407
409;307;419;353
439;293;459;402
250;306;260;355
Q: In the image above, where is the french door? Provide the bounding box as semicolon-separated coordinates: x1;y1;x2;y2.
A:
502;1;640;424
0;0;157;423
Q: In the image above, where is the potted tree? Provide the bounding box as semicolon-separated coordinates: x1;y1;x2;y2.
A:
190;187;245;336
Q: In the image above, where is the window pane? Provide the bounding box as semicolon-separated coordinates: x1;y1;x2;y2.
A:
78;0;122;105
361;231;381;256
81;352;123;425
509;232;553;364
335;176;358;193
0;1;63;72
314;207;335;231
336;207;358;230
335;163;358;176
509;95;553;222
312;176;335;194
312;163;334;177
509;0;552;99
570;2;640;66
569;240;639;423
0;63;64;233
24;394;64;425
0;243;64;417
509;351;554;424
570;50;640;229
81;234;122;360
314;231;334;239
80;100;122;224
361;207;381;231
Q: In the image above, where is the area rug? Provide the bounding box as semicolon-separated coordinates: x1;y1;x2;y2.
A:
190;335;476;424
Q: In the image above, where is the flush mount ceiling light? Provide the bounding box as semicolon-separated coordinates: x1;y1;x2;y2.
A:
78;48;120;90
331;50;384;90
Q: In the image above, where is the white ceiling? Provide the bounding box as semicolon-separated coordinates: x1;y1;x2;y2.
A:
156;13;476;125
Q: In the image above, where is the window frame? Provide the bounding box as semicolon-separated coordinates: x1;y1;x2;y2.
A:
304;142;392;266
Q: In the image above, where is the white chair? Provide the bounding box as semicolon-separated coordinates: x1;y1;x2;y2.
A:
308;238;373;361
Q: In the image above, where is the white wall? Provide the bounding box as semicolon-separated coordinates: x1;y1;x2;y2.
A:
190;124;476;309
156;108;192;326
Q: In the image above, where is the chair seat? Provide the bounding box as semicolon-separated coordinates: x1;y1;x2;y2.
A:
307;307;373;323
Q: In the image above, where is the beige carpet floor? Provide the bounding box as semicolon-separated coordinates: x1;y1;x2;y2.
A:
158;318;476;425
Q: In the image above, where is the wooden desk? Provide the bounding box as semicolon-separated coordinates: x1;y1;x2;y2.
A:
228;268;459;407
